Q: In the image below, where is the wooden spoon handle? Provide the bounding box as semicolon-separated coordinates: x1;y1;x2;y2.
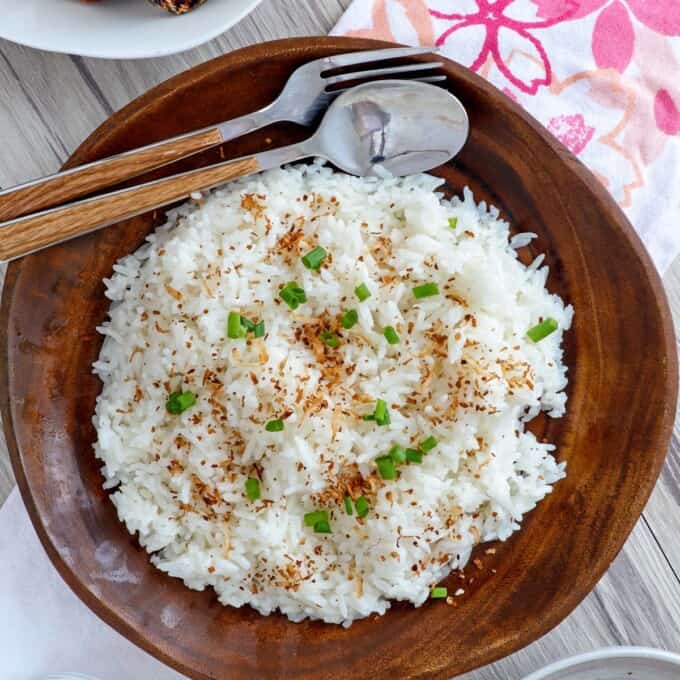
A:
0;127;225;222
0;156;260;261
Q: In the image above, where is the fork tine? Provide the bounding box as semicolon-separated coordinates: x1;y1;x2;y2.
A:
329;75;447;97
412;75;447;83
323;46;437;70
325;62;443;87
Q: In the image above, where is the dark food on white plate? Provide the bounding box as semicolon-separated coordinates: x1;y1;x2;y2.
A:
81;0;208;15
147;0;208;13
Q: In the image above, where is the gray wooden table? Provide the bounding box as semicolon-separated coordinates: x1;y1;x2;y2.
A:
0;1;679;678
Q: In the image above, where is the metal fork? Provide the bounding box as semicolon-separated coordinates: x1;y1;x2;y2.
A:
0;47;444;222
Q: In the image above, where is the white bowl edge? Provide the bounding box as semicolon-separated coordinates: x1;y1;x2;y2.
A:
523;646;680;680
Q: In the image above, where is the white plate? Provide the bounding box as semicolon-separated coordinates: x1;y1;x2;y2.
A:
0;0;263;59
523;646;680;680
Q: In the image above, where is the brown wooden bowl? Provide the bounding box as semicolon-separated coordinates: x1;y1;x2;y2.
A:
1;37;677;680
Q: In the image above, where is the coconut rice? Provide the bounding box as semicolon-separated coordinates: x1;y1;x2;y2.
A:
93;161;572;625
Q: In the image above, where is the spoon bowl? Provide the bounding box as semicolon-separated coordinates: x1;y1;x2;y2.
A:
311;79;469;176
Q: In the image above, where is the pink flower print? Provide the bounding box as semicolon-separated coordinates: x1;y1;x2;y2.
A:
429;0;578;95
530;0;581;19
534;0;680;75
623;23;680;158
534;0;680;36
654;89;680;136
340;0;435;45
620;0;680;36
591;1;635;72
547;114;596;154
548;69;644;207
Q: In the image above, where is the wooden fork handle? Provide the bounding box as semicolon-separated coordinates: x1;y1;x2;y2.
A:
0;127;225;222
0;156;260;261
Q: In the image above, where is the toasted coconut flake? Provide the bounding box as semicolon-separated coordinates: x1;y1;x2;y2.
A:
164;284;182;301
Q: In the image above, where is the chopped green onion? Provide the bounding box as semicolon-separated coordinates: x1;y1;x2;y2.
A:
314;519;332;533
355;496;370;518
166;391;197;415
344;495;354;515
376;455;397;480
245;478;261;501
227;311;247;339
374;399;387;421
389;445;406;464
320;332;340;348
364;399;391;425
374;398;390;426
240;316;256;332
304;510;329;527
430;586;448;599
279;281;307;310
301;246;327;270
448;217;458;230
413;282;440;299
527;318;558;343
265;419;284;432
341;309;359;329
229;314;263;338
421;436;438;453
406;448;423;464
355;283;371;302
383;326;400;345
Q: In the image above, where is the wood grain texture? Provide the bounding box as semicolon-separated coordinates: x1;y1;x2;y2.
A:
0;37;676;680
634;263;680;581
0;127;224;222
0;155;258;260
456;515;680;679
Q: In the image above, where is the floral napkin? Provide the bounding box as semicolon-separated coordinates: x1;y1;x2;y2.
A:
332;0;680;273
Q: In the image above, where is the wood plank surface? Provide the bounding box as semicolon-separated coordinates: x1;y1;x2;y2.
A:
0;0;678;677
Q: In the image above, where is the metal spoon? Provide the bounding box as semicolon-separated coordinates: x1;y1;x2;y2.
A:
0;80;469;261
262;78;469;177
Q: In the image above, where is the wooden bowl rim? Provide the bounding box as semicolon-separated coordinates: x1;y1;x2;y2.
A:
1;37;677;679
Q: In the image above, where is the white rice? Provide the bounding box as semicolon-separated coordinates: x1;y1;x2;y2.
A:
93;161;572;625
